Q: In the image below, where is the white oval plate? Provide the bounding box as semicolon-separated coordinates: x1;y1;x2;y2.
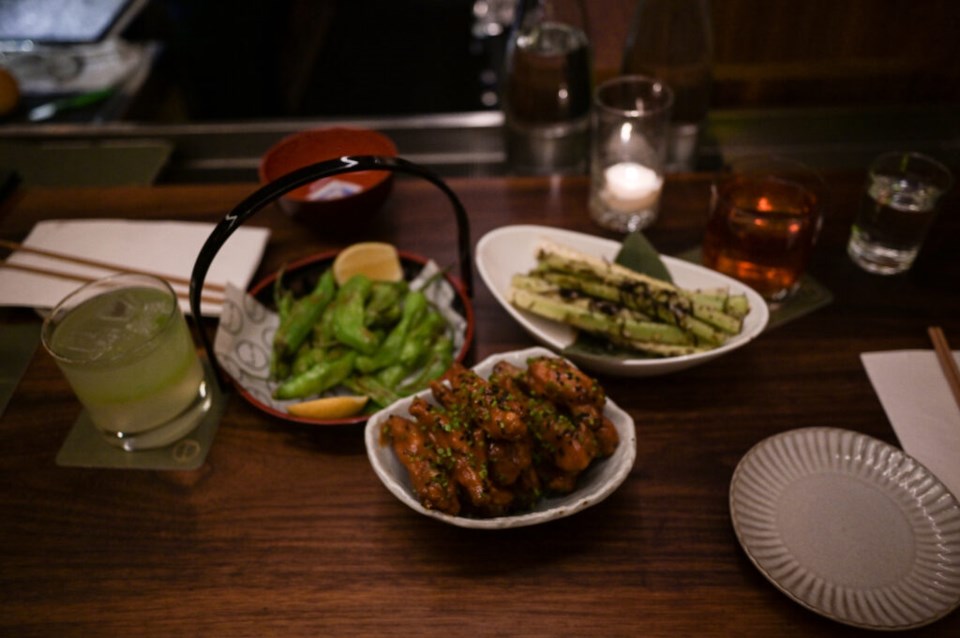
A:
475;225;769;376
730;427;960;630
365;347;637;529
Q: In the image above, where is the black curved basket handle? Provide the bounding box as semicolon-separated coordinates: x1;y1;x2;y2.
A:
189;154;472;388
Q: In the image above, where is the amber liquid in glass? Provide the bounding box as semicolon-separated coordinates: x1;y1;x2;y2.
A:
702;176;820;301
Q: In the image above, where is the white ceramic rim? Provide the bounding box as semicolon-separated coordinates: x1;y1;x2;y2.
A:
730;427;960;630
474;224;769;377
365;346;638;529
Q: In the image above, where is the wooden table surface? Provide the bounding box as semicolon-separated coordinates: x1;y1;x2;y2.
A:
1;170;959;637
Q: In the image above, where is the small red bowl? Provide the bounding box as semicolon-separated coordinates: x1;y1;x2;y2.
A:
259;127;398;230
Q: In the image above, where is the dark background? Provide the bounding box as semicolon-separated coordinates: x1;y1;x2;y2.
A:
114;0;960;122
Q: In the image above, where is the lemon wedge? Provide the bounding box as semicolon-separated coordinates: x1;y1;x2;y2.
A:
332;242;403;286
287;395;369;419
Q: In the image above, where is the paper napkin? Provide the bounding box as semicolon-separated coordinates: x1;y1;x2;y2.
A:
0;219;270;317
862;349;960;499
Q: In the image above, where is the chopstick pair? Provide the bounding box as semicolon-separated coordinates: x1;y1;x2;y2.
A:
928;326;960;412
0;239;225;306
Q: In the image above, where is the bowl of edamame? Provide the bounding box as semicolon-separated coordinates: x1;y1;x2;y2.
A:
214;246;474;425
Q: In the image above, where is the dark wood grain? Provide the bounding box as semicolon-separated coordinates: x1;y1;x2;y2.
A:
1;170;958;637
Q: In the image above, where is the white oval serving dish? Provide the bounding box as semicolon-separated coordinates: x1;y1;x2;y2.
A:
475;225;769;376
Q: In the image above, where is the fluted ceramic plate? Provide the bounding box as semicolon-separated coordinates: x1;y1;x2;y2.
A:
730;427;960;630
365;347;637;529
475;225;768;377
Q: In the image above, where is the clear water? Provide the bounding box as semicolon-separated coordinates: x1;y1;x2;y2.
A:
848;175;943;274
503;22;591;172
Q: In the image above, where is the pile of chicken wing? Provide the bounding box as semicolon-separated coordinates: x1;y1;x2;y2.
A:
380;356;620;517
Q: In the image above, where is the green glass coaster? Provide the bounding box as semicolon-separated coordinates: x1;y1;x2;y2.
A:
55;358;228;471
675;247;833;331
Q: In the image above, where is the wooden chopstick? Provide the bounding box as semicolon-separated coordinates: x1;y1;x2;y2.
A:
0;239;226;293
928;326;960;411
0;260;225;306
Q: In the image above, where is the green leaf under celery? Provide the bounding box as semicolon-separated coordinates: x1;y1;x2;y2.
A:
614;231;673;283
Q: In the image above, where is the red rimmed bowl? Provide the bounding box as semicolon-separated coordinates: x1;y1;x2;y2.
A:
259;127;398;230
190;155;476;427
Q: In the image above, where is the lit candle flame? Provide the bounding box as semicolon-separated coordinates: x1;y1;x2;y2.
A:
757;197;773;212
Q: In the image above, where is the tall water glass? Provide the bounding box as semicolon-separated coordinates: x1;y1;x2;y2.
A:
502;0;593;174
847;151;953;275
42;273;210;451
622;0;713;172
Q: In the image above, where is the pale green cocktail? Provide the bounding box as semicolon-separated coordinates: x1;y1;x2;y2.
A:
42;274;209;450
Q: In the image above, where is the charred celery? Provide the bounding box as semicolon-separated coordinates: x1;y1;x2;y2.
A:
509;240;750;357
